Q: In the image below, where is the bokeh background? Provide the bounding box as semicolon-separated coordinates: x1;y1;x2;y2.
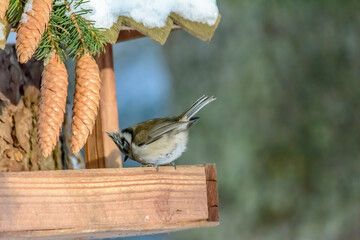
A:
111;0;360;239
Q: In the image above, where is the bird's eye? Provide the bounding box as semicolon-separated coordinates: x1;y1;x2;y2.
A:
119;138;130;154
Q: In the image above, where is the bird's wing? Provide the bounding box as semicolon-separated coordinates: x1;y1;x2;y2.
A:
149;121;188;139
136;120;188;146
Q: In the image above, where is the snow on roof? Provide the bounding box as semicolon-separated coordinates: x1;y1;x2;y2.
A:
78;0;219;29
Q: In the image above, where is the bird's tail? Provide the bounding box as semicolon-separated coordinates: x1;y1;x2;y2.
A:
179;95;216;122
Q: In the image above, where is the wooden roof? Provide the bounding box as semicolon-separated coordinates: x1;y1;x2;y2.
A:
104;14;221;45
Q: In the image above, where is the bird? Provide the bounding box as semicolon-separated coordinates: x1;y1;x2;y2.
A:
107;95;216;170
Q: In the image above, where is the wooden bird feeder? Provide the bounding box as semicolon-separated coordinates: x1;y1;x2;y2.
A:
0;26;219;239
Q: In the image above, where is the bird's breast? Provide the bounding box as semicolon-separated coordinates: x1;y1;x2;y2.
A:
132;131;188;165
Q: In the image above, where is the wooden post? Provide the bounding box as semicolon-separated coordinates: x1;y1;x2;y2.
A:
84;44;122;168
205;164;219;222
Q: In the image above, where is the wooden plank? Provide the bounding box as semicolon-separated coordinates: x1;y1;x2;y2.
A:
84;44;122;168
120;17;173;45
170;14;221;43
116;26;181;43
116;29;145;42
0;165;219;239
0;221;219;239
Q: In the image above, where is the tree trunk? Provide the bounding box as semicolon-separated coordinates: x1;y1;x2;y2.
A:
0;46;83;172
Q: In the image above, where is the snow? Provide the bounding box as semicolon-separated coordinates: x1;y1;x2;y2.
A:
0;23;4;40
69;0;219;29
20;0;34;23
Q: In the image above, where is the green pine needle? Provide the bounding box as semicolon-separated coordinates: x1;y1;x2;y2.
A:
32;0;106;62
7;0;25;26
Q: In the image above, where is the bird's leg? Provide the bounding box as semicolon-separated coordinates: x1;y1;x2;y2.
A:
141;163;159;172
141;163;154;167
169;162;176;170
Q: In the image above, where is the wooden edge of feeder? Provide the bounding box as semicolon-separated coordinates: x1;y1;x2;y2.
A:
115;25;181;43
0;164;219;239
205;164;220;222
0;221;219;240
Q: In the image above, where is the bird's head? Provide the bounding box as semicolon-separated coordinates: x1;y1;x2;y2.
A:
106;129;133;159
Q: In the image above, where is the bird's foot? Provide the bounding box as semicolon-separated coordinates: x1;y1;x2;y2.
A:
169;162;176;170
141;163;159;171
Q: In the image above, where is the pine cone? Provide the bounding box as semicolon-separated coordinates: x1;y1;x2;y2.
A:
0;0;9;19
71;55;101;154
38;52;68;157
16;0;53;63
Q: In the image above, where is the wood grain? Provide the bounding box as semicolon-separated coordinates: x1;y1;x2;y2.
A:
85;44;122;168
0;165;219;239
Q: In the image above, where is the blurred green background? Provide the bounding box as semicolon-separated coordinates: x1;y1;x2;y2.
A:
113;0;360;240
165;1;360;239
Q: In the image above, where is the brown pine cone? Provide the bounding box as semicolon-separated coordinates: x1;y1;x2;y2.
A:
38;52;68;157
16;0;53;63
0;0;9;19
71;55;101;154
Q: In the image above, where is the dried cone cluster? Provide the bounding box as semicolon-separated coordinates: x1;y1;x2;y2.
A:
16;0;53;63
38;53;68;157
71;55;101;154
0;0;9;19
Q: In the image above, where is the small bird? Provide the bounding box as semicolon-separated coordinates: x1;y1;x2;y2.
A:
107;95;216;170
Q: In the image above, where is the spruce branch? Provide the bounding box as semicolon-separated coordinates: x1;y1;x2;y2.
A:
7;0;24;26
64;0;105;59
34;0;105;62
34;0;67;62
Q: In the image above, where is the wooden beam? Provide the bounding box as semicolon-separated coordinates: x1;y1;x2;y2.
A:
0;165;219;239
116;26;181;43
84;44;122;168
205;164;219;222
116;29;145;42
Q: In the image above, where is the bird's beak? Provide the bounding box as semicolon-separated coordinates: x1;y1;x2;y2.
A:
124;156;128;162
